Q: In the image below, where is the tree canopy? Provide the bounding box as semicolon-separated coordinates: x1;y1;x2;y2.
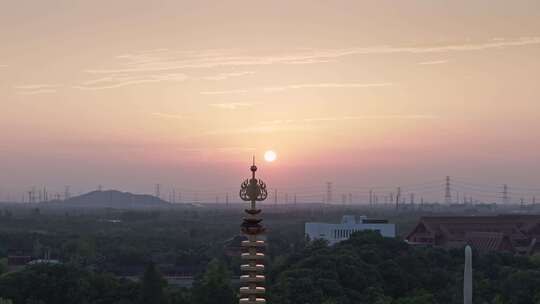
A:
269;231;540;304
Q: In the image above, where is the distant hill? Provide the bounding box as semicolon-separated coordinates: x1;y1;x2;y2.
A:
59;190;170;208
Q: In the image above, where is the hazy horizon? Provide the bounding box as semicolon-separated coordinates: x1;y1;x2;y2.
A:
2;0;540;202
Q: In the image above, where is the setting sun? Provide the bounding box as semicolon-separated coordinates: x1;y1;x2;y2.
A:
264;150;277;162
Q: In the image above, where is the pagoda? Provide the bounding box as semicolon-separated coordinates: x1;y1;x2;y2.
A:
239;159;268;304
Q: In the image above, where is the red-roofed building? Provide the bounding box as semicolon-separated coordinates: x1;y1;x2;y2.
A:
406;215;540;254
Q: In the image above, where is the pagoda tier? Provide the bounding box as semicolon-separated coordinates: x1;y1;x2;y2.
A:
241;252;265;260
245;209;262;215
242;217;263;225
240;264;265;272
239;298;266;304
240;286;266;295
240;275;266;283
241;240;266;248
241;227;265;235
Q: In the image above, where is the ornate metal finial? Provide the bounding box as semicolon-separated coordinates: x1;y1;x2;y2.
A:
240;157;268;202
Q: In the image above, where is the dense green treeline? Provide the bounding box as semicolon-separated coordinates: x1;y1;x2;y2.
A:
0;209;241;272
2;207;540;303
0;207;308;275
3;232;540;304
268;231;540;304
0;260;236;304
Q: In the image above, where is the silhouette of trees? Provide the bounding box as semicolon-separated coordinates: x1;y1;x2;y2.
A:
140;262;167;304
191;259;235;304
0;264;139;304
269;231;540;304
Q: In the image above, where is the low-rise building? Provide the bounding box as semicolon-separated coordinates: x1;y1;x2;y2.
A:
406;215;540;254
305;215;396;245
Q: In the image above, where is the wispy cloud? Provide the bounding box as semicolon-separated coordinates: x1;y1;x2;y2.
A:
262;82;393;92
287;59;337;64
172;146;257;155
206;124;318;135
14;84;60;95
216;146;256;153
202;71;255;80
175;146;257;153
306;114;438;121
85;37;540;74
0;64;8;68
151;112;186;120
200;89;249;95
14;84;58;89
210;102;254;110
18;89;58;95
201;82;393;95
74;73;187;90
206;114;436;135
419;60;448;65
75;37;539;92
261;114;438;125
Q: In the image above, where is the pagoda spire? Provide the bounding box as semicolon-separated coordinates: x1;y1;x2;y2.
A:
239;158;268;304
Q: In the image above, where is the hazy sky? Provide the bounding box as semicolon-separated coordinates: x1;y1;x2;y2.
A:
1;0;540;202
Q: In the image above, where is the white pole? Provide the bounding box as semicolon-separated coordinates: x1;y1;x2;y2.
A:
464;245;473;304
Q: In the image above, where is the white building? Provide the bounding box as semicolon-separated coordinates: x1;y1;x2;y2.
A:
305;215;396;245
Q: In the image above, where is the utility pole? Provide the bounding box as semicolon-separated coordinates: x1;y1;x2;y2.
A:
274;189;278;207
444;176;452;204
155;184;161;199
410;193;415;205
326;182;333;205
395;187;401;210
502;184;509;204
226;192;229;208
64;186;70;201
464;246;473;304
369;189;373;206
